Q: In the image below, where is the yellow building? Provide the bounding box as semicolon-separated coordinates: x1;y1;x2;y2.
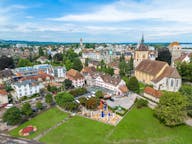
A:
135;59;181;92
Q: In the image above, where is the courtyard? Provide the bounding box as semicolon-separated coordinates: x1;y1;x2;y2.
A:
9;107;192;144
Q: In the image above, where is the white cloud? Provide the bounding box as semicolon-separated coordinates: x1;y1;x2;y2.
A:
50;0;192;24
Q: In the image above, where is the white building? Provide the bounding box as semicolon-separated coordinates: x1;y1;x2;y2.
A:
0;90;8;107
66;69;85;88
11;80;44;99
54;66;66;82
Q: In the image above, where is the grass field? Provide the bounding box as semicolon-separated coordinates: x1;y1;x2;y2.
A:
40;108;192;144
9;107;68;139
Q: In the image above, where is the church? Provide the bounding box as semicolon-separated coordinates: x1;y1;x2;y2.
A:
134;35;157;67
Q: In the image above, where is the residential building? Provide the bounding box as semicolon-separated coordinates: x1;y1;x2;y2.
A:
81;67;128;96
0;69;13;84
135;59;181;92
14;64;54;76
54;66;66;82
11;80;44;99
0;90;8;107
66;69;85;88
36;56;49;64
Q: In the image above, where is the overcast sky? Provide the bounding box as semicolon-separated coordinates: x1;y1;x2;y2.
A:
0;0;192;42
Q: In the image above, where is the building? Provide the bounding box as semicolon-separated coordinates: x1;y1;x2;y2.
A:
144;87;162;103
66;69;85;88
81;67;128;96
0;69;13;84
14;64;54;76
54;66;66;82
36;56;49;64
11;80;44;99
134;35;157;67
0;90;8;107
135;59;181;92
168;42;182;66
174;53;191;64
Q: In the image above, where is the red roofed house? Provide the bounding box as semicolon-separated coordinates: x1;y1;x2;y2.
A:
0;90;8;107
66;69;85;88
144;87;162;103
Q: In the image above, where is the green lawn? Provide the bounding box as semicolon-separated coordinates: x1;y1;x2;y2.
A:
9;107;68;139
40;107;192;144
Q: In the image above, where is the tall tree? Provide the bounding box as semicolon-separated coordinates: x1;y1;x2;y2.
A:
155;92;187;126
21;102;33;117
127;76;140;93
3;107;21;125
0;56;15;70
38;47;44;56
72;58;83;71
156;48;172;65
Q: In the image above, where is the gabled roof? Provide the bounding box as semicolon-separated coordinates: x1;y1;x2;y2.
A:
67;69;84;80
135;60;168;76
144;86;162;98
0;89;8;96
152;67;181;83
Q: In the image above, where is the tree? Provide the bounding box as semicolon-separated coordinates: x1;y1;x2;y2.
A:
64;79;73;90
78;97;87;106
127;77;140;93
38;47;44;56
55;92;79;111
72;57;83;71
53;53;63;62
17;58;32;67
155;92;187;126
156;48;172;65
3;107;21;125
85;97;100;110
36;101;43;110
45;94;53;105
65;59;73;70
179;84;192;117
0;56;15;70
95;91;104;99
85;58;89;67
21;103;33;117
176;62;192;82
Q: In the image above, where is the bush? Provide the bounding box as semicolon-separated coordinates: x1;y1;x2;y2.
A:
136;99;148;108
55;92;79;111
69;87;87;97
95;91;104;99
85;97;100;110
78;97;87;106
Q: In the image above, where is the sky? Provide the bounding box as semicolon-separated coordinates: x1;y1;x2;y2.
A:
0;0;192;42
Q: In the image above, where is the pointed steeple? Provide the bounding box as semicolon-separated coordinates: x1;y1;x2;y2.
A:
141;34;144;44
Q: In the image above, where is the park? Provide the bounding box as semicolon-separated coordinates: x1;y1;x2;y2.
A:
9;105;192;144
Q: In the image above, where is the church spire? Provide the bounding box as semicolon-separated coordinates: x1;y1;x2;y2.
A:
141;34;144;44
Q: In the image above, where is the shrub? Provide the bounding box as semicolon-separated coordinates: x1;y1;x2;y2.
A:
136;99;148;108
69;87;87;97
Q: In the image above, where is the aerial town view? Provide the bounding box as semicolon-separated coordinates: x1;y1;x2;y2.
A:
0;0;192;144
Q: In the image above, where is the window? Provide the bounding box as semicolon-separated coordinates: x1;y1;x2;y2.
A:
171;79;174;87
176;79;179;87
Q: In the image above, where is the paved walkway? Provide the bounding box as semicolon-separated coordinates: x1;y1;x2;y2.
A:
185;118;192;127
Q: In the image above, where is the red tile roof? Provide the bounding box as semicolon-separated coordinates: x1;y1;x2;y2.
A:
144;87;162;98
0;90;8;95
67;69;84;80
